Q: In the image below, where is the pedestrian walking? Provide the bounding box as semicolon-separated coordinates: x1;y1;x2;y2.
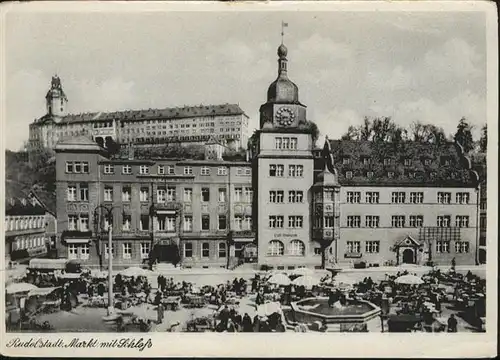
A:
157;302;165;324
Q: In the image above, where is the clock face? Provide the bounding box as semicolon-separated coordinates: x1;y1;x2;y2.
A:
276;107;295;126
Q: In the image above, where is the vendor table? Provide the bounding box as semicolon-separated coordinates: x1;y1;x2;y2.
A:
163;296;181;311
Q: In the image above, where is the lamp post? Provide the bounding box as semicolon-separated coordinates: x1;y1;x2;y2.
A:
93;204;117;316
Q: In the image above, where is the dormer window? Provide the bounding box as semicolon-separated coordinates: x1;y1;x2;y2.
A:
404;158;412;166
423;158;432;166
342;157;350;165
383;158;392;166
362;157;371;165
366;171;374;179
345;171;353;179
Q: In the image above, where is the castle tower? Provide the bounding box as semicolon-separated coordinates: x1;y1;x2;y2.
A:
45;74;68;118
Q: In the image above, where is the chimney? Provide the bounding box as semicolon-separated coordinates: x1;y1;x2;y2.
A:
128;144;135;160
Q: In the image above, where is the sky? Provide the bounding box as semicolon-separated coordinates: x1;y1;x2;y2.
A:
4;9;488;151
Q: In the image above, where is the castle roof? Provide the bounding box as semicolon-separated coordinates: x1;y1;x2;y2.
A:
5;183;47;216
34;103;247;126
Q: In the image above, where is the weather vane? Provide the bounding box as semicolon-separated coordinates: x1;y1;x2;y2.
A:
281;21;288;44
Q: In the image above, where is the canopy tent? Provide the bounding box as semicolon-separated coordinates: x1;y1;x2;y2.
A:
292;275;322;288
6;282;39;294
290;267;316;277
256;301;282;317
395;274;424;285
118;267;152;277
267;273;291;286
28;286;60;297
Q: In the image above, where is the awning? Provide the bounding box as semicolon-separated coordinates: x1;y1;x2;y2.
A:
156;210;176;215
65;238;90;244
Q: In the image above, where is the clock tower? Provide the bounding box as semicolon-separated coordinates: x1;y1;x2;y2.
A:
255;40;316;269
259;43;307;129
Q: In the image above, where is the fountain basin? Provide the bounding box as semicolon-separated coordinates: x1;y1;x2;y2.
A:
285;297;382;332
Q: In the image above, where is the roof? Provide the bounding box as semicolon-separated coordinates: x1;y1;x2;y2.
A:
34;103;247;126
322;139;477;187
5;183;47;216
54;136;103;152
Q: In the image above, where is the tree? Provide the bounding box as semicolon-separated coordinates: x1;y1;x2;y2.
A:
479;124;487;152
454;117;475;153
359;117;373;141
341;125;360;140
304;120;320;145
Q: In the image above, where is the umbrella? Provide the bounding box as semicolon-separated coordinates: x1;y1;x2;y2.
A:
6;282;39;294
257;301;282;317
119;267;152;277
267;273;291;286
292;275;322;288
290;267;315;276
395;274;424;285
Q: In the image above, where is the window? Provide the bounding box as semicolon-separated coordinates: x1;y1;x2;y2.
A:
201;188;210;202
345;171;353;179
409;192;424;204
288;190;304;203
66;161;89;173
68;244;78;260
437;215;451;227
218;215;227;230
167;166;175;175
267;240;284;256
269;164;284;177
157;165;165;175
391;215;406;228
104;164;114;174
404;158;412;166
347;192;361;203
437;192;451;204
342;157;350;165
159;215;175;232
201;215;210;231
234;215;243;231
346;241;361;253
123;243;132;259
104;186;113;202
157;188;166;203
324;216;334;228
140;242;150;259
290;137;297;149
104;243;115;259
314;248;322;255
365;241;380;253
288;216;304;228
139;165;150;175
67;186;77;201
122;186;131;202
409;215;424;227
217;167;227;176
218;243;227;258
140;215;149;231
269;190;284;203
289;165;304;177
366;171;374;179
455;216;469;228
79;183;89;201
80;244;90;260
244;216;252;230
184;243;193;258
166;187;176;202
387;171;395;178
243;187;252;202
289;240;305;256
140;188;149;202
122;215;131;231
244;168;251;176
275;137;298;150
436;241;450;253
455;241;470;253
456;192;470;204
324;189;334;202
391;192;406;204
184;166;193;175
234;188;242;202
79;214;89;231
365;215;380;228
183;188;192;202
183;216;193;232
383;158;392;166
200;166;210;176
201;243;210;258
365;192;379;204
347;216;361;228
269;215;284;229
218;188;227;202
122;165;132;174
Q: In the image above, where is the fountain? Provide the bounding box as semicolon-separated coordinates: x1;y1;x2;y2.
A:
284;295;382;332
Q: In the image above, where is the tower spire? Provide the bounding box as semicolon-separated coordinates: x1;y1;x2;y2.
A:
281;21;288;45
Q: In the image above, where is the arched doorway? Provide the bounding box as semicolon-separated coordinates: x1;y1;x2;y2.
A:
402;248;415;264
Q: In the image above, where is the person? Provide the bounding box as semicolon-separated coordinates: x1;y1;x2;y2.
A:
157;302;165;324
451;258;456;272
242;313;253;332
253;315;260;332
447;314;458;332
219;305;230;328
227;318;236;332
154;291;162;306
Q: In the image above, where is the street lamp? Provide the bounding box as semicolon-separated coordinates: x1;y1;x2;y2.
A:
93;204;118;316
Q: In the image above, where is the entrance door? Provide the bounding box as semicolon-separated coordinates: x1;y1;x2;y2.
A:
402;248;414;264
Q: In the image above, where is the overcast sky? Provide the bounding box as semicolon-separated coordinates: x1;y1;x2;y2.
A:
4;9;487;150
